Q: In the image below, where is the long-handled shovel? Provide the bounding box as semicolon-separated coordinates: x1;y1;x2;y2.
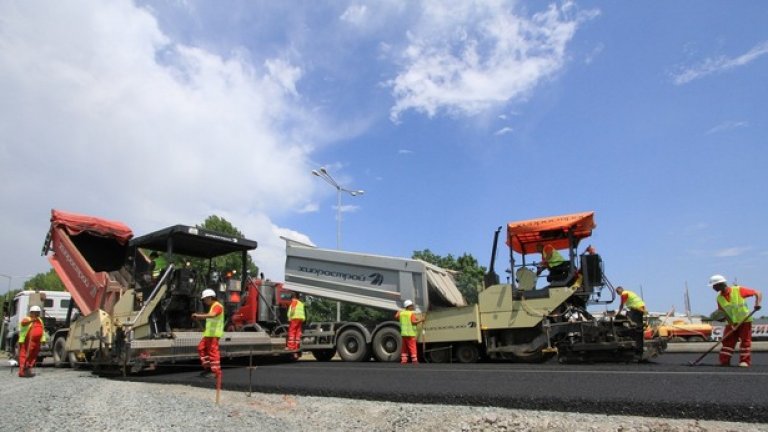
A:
688;308;758;366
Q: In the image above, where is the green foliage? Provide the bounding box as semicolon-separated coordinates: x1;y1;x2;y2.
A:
412;249;486;305
178;215;260;280
23;269;65;292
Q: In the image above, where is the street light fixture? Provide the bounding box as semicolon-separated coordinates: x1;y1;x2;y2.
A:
312;167;365;321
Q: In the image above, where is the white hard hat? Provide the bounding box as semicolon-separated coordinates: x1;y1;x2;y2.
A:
201;289;217;299
403;300;413;308
29;306;42;313
709;274;727;286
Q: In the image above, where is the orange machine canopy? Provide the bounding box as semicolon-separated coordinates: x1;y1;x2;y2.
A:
51;209;134;245
506;211;595;255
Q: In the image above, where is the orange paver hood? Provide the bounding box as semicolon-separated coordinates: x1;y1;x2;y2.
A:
506;211;595;254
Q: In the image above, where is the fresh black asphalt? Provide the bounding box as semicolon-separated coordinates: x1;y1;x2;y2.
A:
120;352;768;424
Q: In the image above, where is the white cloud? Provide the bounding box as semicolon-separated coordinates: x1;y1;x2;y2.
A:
0;1;322;280
387;1;598;121
714;247;750;258
705;120;748;135
494;127;514;136
340;4;368;26
337;204;361;214
398;149;414;154
672;40;768;85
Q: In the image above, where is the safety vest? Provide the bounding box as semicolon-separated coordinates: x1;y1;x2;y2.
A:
18;317;47;343
623;290;645;311
288;300;306;322
203;301;224;338
152;255;168;278
717;286;751;324
399;310;417;337
544;246;565;268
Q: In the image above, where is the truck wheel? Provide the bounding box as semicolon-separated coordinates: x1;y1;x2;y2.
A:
311;349;335;362
455;343;480;363
68;351;86;370
336;329;369;362
669;336;686;343
372;327;401;362
53;338;69;368
687;335;706;342
426;345;451;363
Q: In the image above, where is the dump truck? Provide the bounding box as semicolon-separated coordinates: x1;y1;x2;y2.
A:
43;209;291;374
284;211;666;363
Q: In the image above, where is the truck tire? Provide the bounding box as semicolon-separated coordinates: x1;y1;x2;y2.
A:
669;336;686;343
53;337;69;368
687;335;706;342
426;344;451;363
372;327;401;362
311;349;335;362
336;329;369;362
455;343;480;363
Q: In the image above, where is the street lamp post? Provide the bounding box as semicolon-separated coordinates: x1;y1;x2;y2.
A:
312;167;365;321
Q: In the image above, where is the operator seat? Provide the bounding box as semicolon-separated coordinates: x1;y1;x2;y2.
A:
516;267;537;291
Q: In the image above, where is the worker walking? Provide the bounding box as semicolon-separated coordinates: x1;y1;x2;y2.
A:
709;274;762;367
615;286;646;355
286;292;306;356
395;300;423;365
192;289;224;378
17;305;47;378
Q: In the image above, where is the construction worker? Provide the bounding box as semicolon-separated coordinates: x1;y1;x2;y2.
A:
17;305;47;378
709;274;762;367
536;243;569;283
192;289;224;378
395;300;423;365
286;292;305;355
615;286;646;355
149;251;167;282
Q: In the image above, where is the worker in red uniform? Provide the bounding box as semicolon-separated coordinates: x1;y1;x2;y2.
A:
192;289;224;378
709;274;762;367
18;305;47;378
286;292;306;356
395;300;423;365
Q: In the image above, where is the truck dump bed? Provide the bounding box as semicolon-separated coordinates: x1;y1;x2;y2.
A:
43;209;134;316
283;238;466;311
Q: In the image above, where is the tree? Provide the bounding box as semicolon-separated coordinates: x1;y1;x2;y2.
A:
23;269;65;292
184;215;260;280
412;249;486;305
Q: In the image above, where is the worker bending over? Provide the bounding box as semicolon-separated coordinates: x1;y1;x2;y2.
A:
396;300;423;365
192;289;224;378
615;286;646;356
710;274;762;367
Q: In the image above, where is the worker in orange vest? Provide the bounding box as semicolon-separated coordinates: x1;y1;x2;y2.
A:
192;289;224;378
286;292;306;356
710;274;762;367
18;305;47;378
395;300;423;365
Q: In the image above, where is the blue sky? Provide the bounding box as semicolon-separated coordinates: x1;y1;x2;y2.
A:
0;1;766;316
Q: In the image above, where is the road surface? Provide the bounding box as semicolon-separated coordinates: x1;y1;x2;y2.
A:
122;352;768;424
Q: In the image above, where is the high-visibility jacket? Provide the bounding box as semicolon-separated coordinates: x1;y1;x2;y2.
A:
543;245;565;268
288;299;306;322
151;255;168;279
717;286;752;324
398;310;417;337
622;290;645;311
203;301;224;338
19;317;47;343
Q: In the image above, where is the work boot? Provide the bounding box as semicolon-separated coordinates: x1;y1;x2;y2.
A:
198;370;214;378
739;362;749;368
25;369;35;378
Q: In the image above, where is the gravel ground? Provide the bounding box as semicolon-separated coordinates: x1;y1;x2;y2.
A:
2;361;766;432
